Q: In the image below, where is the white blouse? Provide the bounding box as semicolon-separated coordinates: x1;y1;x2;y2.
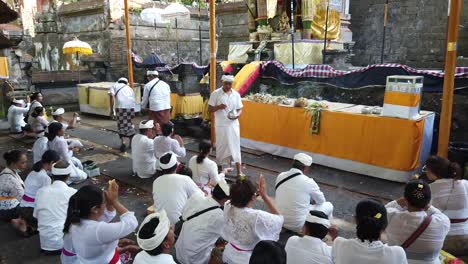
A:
386;201;450;264
222;202;284;264
134;252;177;264
0;168;24;210
153;136;186;159
285;235;333;264
61;209;117;264
20;169;51;208
188;156;223;188
332;237;408;264
49;136;73;164
70;211;138;264
32;136;48;163
430;178;468;236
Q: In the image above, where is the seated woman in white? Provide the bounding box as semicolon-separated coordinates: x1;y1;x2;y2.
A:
189;140;227;193
30;106;49;135
332;199;407;264
385;180;450;264
425;156;468;257
286;210;336;264
47;122;87;184
19;150;59;233
222;175;284;264
64;181;138;264
134;210;177;264
32;131;49;164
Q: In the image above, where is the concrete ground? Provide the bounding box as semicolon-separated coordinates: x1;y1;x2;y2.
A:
0;113;409;264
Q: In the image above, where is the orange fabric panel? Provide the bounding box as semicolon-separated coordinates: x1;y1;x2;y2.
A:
0;57;8;78
384;91;421;107
239;101;425;171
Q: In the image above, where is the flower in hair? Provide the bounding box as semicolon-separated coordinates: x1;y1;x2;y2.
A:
417;184;424;189
374;213;382;219
239;174;246;182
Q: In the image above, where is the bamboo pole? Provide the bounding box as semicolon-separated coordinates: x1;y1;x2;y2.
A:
209;0;216;144
380;0;389;64
124;0;134;88
438;0;462;158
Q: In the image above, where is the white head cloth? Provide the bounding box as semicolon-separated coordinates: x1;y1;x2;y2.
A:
217;178;230;196
305;214;331;228
118;77;129;83
137;209;170;251
294;153;313;166
147;70;159;76
51;163;72;176
159;152;178;170
52;108;65;116
139;120;154;129
221;75;234;82
13;99;24;105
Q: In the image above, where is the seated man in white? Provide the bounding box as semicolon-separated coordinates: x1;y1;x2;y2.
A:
34;161;77;255
176;179;230;264
153;121;186;160
131;120;157;178
285;210;335;264
152;152;203;224
275;153;333;235
134;210;176;264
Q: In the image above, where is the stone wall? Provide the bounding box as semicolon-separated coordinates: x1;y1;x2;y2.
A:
350;0;468;68
216;2;250;61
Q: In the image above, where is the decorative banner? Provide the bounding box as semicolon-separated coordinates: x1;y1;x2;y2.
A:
0;57;8;79
311;0;342;40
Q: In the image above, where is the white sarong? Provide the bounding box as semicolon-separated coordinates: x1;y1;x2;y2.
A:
215;123;241;164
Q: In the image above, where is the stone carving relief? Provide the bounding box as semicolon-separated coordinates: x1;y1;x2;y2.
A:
50;47;59;70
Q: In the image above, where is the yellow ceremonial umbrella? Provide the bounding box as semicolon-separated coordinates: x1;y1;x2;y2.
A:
62;37;93;83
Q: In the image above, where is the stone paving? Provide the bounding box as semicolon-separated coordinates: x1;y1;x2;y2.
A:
0;113;407;263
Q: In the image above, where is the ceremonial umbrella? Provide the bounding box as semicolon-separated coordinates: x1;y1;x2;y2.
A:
62;37;93;83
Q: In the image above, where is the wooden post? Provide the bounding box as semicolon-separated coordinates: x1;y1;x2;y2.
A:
380;0;389;64
209;0;216;144
438;0;462;158
124;0;134;88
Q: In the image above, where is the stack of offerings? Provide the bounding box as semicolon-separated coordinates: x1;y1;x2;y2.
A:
382;76;423;120
83;160;100;177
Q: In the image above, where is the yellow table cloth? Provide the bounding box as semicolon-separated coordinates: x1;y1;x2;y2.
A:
170;93;204;119
239;101;434;181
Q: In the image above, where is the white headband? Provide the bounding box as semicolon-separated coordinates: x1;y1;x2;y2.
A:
118;77;129;83
147;70;159;76
13;99;24;105
305;214;331;228
137;210;170;251
139;120;154;129
51;163;72;176
217;179;230;196
221;75;234;82
52;108;65;116
159;152;178;170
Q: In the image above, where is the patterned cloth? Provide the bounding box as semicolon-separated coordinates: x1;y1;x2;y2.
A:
262;61;468;78
116;108;136;137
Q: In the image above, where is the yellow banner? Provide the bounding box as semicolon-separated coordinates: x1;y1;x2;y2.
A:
384;91;421;107
312;6;341;40
0;57;9;79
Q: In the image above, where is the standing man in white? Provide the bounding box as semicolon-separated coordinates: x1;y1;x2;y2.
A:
109;77;136;152
141;70;171;135
208;75;243;176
